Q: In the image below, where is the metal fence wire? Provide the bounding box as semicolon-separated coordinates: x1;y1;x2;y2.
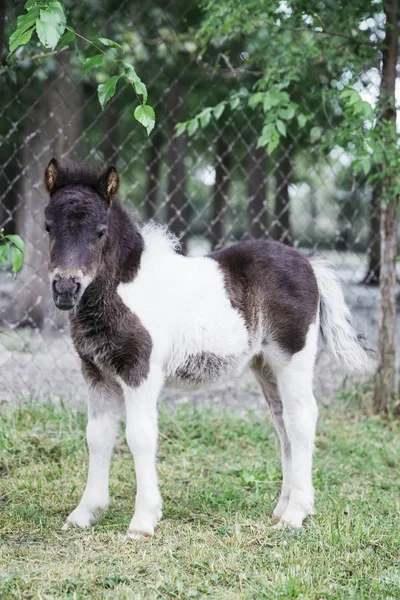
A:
0;0;396;407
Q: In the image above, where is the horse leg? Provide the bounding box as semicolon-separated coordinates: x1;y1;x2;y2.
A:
62;363;124;529
251;356;292;519
123;365;164;539
273;324;319;528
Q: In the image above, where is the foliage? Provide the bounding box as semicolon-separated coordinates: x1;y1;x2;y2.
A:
7;0;155;134
176;0;400;200
1;400;400;598
0;230;24;276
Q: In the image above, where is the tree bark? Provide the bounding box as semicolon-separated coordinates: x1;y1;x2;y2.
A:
0;147;20;235
362;180;381;285
99;97;119;164
373;0;398;413
165;84;189;252
145;129;163;221
3;52;83;330
246;144;268;239
209;132;232;250
0;0;5;63
271;150;292;245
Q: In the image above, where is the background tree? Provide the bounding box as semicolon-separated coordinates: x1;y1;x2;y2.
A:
178;0;398;411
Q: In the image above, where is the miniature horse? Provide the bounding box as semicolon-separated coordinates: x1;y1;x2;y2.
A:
43;158;374;539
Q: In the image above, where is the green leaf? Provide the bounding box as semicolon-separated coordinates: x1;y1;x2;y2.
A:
134;104;155;135
199;109;211;128
256;135;268;149
248;92;263;109
278;106;295;120
8;5;39;55
213;103;225;120
5;234;24;254
175;122;187;136
97;75;121;109
98;37;123;50
276;119;286;137
297;114;308;128
267;134;280;154
121;61;147;102
58;29;75;50
230;96;241;110
82;54;103;77
0;244;9;265
187;119;199;136
11;246;23;274
263;91;290;112
134;80;147;104
14;6;39;33
257;124;279;153
24;0;36;8
36;3;66;50
9;27;34;55
121;60;140;83
361;155;372;175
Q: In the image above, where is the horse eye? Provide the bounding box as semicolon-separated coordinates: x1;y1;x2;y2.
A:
45;223;51;234
97;230;105;240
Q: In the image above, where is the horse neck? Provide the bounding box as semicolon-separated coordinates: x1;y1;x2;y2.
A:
108;200;144;284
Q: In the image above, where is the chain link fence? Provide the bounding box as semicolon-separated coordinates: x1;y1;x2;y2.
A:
0;0;396;407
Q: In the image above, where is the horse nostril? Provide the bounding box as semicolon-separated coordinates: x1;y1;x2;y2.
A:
52;278;81;297
52;279;61;295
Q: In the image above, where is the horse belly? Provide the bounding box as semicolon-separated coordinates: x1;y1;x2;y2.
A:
165;311;252;388
166;350;249;388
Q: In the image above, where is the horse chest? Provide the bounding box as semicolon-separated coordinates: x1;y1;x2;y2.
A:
70;305;152;388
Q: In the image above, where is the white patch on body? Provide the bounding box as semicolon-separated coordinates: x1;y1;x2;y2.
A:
117;224;253;387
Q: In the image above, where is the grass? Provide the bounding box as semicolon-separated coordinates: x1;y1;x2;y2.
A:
1;400;400;599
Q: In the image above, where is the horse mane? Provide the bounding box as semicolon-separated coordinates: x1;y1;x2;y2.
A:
140;221;181;255
48;161;105;194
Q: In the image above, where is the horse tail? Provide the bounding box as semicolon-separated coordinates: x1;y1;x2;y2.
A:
310;257;376;372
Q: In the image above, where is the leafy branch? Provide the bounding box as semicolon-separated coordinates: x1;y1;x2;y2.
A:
0;231;24;276
7;0;155;134
176;86;309;155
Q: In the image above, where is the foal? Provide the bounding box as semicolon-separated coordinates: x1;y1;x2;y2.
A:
43;159;374;538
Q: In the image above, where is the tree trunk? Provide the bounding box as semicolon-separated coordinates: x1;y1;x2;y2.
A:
145;129;163;221
0;0;4;62
246;144;268;239
3;52;83;330
99;97;119;164
0;0;20;235
271;150;292;245
0;147;19;235
165;84;189;252
209;133;232;250
373;0;398;413
363;180;381;285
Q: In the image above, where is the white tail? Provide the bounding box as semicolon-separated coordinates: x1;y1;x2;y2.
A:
310;258;376;372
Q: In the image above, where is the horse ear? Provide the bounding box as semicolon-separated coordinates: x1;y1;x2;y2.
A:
98;165;119;205
44;157;58;194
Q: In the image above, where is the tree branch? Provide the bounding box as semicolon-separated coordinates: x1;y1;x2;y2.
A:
279;24;382;47
0;46;68;77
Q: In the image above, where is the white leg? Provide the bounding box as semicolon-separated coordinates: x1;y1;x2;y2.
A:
251;358;292;518
273;324;319;528
62;374;124;530
123;365;164;539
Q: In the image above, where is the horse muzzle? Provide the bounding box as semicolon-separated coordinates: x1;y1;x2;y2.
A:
52;275;83;310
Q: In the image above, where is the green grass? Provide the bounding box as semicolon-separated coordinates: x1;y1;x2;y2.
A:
1;401;400;600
